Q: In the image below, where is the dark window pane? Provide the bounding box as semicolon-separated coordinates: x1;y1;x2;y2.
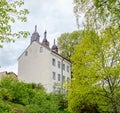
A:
58;74;60;81
53;72;56;80
58;61;60;68
52;58;56;66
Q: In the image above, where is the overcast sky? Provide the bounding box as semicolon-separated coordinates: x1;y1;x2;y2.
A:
0;0;80;74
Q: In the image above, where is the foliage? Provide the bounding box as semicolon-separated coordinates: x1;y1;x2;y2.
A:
26;92;59;113
0;76;31;105
68;28;120;113
0;75;69;113
0;0;29;48
74;0;120;30
57;30;82;59
0;101;12;113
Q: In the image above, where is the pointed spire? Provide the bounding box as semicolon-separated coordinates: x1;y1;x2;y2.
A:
31;25;40;43
44;30;47;39
52;39;58;53
54;39;55;45
42;30;50;48
35;25;37;32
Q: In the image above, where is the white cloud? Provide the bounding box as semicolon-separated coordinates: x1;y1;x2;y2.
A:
0;63;18;74
0;0;78;74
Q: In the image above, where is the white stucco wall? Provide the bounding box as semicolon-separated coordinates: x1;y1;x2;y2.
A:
18;42;71;92
50;52;71;92
18;42;52;92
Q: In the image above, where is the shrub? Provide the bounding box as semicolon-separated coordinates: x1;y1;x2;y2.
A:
26;91;60;113
0;101;12;113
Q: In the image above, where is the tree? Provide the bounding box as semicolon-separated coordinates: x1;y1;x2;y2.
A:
68;28;120;113
74;0;120;30
0;0;29;48
57;30;82;60
0;75;70;113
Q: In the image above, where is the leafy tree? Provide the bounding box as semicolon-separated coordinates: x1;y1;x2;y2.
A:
0;0;29;47
0;75;69;113
74;0;120;30
0;76;32;105
26;91;60;113
57;30;82;59
68;28;120;113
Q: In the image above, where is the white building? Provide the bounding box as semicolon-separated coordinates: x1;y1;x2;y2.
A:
18;26;71;92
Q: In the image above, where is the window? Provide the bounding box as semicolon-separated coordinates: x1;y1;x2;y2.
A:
52;58;56;66
62;76;65;82
62;63;65;70
58;61;60;68
67;66;69;72
53;72;56;80
40;47;43;52
53;86;56;91
25;51;28;56
58;74;61;81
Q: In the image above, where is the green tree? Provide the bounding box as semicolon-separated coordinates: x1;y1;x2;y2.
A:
0;0;29;47
68;28;120;113
57;30;82;60
26;91;60;113
0;75;32;105
74;0;120;30
0;75;69;113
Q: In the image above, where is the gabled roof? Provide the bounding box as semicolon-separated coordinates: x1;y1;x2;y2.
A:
18;41;71;64
51;50;71;64
17;42;43;60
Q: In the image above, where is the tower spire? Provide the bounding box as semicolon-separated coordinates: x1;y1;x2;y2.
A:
54;39;55;45
52;39;58;53
35;25;37;32
44;30;47;39
42;30;49;48
31;25;40;43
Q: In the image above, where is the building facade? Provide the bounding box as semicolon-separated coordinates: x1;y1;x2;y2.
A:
18;26;71;92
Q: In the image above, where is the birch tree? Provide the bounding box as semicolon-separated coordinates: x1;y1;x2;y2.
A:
68;28;120;113
0;0;29;47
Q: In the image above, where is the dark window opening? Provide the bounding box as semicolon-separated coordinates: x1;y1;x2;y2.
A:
52;58;56;66
25;51;28;56
53;72;56;80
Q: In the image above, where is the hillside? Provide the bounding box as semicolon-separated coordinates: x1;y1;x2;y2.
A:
0;73;69;113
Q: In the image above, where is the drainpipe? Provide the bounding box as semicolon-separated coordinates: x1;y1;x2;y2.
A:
61;58;64;94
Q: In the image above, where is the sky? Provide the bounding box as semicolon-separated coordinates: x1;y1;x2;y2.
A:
0;0;81;74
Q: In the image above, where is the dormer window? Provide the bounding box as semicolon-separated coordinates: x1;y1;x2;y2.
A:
40;47;43;52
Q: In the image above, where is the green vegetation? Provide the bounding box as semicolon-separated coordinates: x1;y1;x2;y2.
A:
57;1;120;112
74;0;120;30
1;0;120;113
57;28;120;113
58;1;120;113
0;75;69;113
57;30;82;60
68;28;120;113
0;0;29;48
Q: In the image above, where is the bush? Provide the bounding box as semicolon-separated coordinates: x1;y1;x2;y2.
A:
0;101;12;113
26;91;60;113
0;76;70;113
